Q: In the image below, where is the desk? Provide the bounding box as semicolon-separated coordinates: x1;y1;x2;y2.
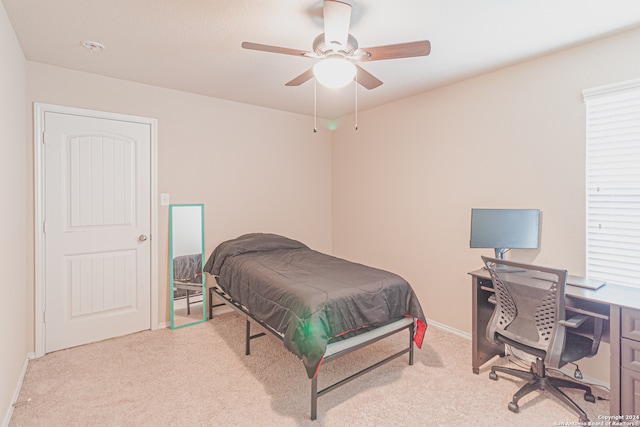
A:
469;268;640;416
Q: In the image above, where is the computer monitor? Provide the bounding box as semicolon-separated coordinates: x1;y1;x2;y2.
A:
470;208;540;259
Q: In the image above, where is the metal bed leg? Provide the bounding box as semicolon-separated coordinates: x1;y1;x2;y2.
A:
245;319;251;355
243;318;267;356
409;321;415;366
311;376;318;421
209;288;213;319
208;287;226;320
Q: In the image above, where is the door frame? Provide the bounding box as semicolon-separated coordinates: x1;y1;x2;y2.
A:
33;102;159;357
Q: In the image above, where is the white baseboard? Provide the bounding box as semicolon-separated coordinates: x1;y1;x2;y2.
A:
426;318;471;340
2;352;35;427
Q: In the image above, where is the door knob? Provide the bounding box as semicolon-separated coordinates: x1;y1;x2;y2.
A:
138;234;148;242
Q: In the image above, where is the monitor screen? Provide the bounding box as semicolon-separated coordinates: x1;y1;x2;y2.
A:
470;208;540;250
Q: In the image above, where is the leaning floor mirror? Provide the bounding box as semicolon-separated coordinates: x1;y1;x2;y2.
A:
169;204;206;329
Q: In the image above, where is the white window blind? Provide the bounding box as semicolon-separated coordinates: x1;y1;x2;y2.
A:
583;78;640;289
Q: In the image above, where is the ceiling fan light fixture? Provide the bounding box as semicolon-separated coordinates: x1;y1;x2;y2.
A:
313;57;356;89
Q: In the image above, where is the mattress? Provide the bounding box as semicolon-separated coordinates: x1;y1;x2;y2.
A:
204;233;427;378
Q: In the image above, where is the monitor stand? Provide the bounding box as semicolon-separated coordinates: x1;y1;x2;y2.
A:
493;248;525;273
494;248;507;260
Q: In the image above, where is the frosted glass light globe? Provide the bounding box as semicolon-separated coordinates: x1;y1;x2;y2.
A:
313;58;356;89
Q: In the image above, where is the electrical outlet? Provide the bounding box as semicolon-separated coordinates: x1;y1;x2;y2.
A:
160;193;170;206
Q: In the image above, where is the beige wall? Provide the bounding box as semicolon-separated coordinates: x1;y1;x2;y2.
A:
0;1;29;422
27;62;334;330
332;26;640;382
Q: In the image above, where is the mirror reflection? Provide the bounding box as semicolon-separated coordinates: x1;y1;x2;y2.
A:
170;204;206;329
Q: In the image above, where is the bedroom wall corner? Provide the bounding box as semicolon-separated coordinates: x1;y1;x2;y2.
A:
0;2;30;425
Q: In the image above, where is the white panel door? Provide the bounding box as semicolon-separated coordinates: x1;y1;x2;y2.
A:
44;111;151;352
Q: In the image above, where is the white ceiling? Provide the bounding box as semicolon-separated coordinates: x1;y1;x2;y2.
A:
4;0;640;119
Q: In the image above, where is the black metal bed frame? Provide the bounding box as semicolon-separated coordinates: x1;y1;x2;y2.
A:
208;285;416;420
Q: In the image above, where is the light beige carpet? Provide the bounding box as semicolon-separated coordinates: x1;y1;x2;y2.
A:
10;313;609;426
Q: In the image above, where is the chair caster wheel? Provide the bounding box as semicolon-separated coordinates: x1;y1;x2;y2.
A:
508;402;519;413
489;372;498;381
584;393;595;403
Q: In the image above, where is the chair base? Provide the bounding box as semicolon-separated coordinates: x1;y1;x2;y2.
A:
490;357;595;422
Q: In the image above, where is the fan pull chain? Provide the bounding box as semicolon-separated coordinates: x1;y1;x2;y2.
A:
355;74;358;131
313;79;317;133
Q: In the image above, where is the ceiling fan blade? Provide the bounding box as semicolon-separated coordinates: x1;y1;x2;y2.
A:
323;0;351;50
242;41;311;57
357;40;431;61
355;65;383;90
285;68;315;86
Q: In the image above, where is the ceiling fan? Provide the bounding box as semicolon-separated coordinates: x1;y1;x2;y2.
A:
242;0;431;90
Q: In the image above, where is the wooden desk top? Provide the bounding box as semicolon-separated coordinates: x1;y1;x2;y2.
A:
469;268;640;311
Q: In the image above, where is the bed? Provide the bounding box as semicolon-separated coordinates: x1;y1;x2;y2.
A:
203;233;427;420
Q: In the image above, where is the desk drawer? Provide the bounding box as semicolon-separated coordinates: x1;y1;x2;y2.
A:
622;308;640;341
622;338;640;373
621;368;640;415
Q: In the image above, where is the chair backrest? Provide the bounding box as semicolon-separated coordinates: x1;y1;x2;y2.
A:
482;256;568;367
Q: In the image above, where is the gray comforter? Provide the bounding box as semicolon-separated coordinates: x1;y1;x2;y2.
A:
204;233;427;378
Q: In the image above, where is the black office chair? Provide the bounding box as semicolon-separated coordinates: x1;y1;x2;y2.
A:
482;256;603;422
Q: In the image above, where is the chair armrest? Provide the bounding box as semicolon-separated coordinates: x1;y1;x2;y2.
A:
559;314;589;328
561;315;604;357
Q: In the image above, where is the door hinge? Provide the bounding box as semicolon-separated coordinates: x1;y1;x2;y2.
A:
43;309;47;324
42;221;47;234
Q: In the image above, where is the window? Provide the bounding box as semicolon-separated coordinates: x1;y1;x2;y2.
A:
583;78;640;289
